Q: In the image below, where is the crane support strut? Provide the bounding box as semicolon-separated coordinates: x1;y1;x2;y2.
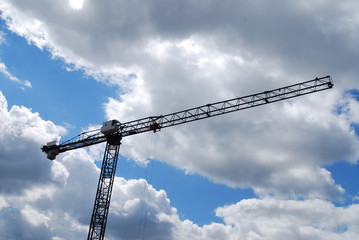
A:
87;136;121;240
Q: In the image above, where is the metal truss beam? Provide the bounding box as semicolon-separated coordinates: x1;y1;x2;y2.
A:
45;76;333;155
87;140;121;240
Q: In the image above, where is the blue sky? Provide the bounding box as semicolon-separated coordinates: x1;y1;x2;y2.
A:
0;1;359;240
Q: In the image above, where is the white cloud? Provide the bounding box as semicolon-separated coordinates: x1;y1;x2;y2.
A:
340;92;359;124
216;198;359;240
0;30;6;44
0;91;64;238
0;91;64;194
21;205;51;227
0;62;32;89
0;197;9;209
68;0;84;10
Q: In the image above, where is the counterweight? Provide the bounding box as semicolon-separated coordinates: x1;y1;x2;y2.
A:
41;75;333;240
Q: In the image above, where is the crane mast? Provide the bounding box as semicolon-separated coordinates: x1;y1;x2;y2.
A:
41;75;333;240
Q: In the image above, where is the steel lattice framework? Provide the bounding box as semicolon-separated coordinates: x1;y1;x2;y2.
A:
87;142;121;240
41;75;333;240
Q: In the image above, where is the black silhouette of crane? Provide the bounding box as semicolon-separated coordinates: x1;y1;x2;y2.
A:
41;76;333;240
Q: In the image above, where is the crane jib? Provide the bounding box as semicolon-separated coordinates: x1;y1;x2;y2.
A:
41;75;333;156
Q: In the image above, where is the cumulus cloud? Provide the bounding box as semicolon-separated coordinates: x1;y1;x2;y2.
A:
0;91;63;194
216;198;359;240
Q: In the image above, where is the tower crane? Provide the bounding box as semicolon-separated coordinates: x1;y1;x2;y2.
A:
41;75;333;240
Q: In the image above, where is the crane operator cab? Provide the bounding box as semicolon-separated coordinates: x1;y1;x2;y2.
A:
100;120;121;135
